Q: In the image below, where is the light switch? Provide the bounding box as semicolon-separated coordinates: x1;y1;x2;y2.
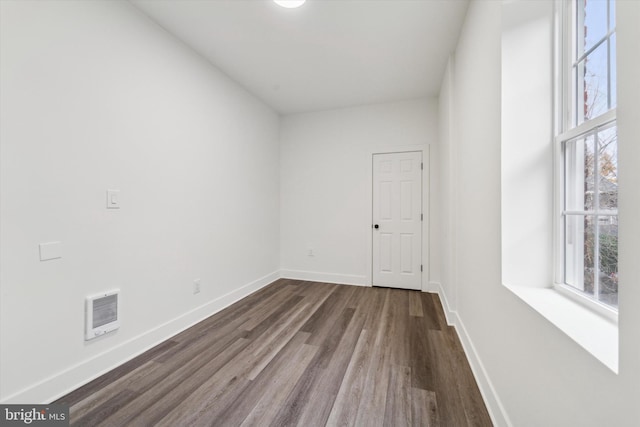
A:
39;242;62;261
107;189;120;209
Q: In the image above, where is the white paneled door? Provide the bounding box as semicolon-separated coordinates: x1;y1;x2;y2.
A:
372;152;422;290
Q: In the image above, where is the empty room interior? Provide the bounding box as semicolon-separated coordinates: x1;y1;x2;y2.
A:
1;0;639;425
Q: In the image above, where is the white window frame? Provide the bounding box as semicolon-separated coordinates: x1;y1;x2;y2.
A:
554;0;618;321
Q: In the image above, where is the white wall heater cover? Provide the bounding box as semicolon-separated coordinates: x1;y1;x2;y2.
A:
85;290;120;340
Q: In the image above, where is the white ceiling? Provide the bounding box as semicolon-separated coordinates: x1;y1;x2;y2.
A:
131;0;469;114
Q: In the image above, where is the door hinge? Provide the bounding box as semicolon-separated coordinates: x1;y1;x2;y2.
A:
421;213;423;221
420;265;423;272
421;162;424;170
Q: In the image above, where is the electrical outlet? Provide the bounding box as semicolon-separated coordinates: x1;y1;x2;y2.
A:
193;278;201;294
307;248;314;257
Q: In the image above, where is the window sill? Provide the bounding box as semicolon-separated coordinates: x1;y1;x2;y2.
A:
504;284;618;373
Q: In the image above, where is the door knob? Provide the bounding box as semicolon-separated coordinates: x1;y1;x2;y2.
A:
374;224;379;229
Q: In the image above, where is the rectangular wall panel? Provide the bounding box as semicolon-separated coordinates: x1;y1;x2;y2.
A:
401;181;413;220
380;233;393;272
381;160;393;173
380;181;393;220
400;233;413;273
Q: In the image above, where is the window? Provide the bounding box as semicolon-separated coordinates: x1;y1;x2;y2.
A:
557;0;618;310
501;0;619;371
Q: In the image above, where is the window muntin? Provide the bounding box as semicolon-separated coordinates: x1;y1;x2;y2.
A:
560;0;617;309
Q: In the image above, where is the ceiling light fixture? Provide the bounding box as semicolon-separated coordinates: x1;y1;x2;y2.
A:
273;0;306;9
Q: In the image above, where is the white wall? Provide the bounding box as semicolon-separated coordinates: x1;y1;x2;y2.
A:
501;0;554;288
0;0;280;403
279;99;439;288
437;58;457;313
439;0;640;425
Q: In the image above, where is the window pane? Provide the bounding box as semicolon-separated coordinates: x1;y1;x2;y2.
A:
583;0;608;54
598;219;618;306
583;215;596;296
579;42;609;123
609;0;616;32
575;0;585;60
564;215;581;288
597;126;617;210
565;214;595;297
565;135;595;211
610;33;617;108
573;62;583;127
571;0;615;127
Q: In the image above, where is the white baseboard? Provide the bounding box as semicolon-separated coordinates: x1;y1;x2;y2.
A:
280;269;369;287
1;270;280;404
428;281;455;325
429;282;512;427
427;281;441;294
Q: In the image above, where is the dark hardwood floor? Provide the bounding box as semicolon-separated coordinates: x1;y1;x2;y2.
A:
56;279;493;426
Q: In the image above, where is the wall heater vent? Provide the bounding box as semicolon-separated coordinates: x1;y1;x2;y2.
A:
85;290;120;340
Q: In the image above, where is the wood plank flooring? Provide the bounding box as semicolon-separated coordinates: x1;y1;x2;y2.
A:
55;279;493;426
